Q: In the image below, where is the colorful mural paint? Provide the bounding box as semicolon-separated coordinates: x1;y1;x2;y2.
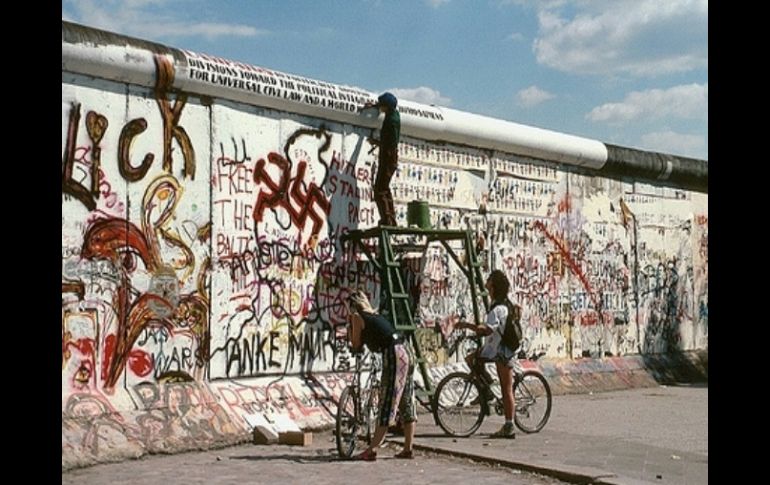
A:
63;51;708;385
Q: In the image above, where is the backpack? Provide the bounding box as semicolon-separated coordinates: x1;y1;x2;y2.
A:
494;300;523;351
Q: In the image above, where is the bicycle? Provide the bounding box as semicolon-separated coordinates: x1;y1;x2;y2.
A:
335;351;382;458
436;314;480;363
432;350;552;437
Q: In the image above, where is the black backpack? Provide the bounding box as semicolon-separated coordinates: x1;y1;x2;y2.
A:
494;299;523;351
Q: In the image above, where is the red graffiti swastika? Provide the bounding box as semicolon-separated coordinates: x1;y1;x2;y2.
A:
252;152;330;242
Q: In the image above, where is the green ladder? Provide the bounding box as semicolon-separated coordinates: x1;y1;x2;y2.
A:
341;226;490;403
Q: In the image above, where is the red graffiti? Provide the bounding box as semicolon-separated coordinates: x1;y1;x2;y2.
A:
128;349;153;377
63;337;97;386
72;338;95;356
252;152;330;242
81;218;159;272
102;334;116;382
580;312;599;326
532;221;603;319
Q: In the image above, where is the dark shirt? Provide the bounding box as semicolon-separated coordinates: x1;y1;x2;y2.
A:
360;312;397;352
379;110;400;159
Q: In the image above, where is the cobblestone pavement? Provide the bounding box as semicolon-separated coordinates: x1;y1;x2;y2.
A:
62;432;568;485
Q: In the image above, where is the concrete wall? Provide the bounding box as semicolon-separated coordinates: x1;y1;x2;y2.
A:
62;23;707;469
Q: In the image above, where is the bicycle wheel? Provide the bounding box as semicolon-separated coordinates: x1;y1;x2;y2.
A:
513;370;552;433
336;386;363;458
362;384;380;444
433;372;486;437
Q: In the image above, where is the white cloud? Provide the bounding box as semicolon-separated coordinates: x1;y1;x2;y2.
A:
497;0;558;6
144;22;263;41
62;0;265;41
506;32;525;42
426;0;451;7
516;85;555;107
387;87;452;107
587;83;707;123
532;0;707;76
639;131;707;159
125;0;170;7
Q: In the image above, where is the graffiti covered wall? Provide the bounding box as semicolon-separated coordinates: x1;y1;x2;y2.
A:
62;28;707;468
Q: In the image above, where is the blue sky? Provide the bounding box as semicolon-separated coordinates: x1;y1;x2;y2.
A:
62;0;708;161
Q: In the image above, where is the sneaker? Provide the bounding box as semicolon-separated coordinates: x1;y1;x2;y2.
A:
394;449;414;459
490;422;516;439
355;449;377;461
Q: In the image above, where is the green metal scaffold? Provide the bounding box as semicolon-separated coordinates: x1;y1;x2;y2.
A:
341;226;490;402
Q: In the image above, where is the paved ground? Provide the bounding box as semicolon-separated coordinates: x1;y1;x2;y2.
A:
394;383;708;484
61;435;568;485
62;384;707;485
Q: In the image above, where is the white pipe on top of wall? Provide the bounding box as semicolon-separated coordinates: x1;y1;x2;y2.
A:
420;106;608;169
62;40;159;89
62;26;608;169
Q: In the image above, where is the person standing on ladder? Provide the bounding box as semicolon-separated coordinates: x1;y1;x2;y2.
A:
361;92;400;226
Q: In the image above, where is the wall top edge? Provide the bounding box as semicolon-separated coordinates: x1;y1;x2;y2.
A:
62;20;708;179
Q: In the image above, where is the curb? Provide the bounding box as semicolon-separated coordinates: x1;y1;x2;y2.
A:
386;437;659;485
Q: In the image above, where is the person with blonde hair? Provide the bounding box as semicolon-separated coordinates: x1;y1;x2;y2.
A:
346;289;416;460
